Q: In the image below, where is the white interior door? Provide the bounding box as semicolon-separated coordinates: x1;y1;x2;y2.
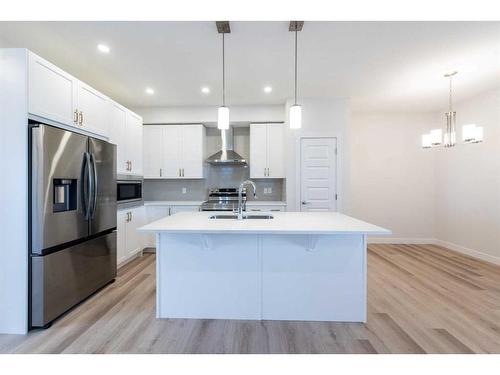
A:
300;137;337;212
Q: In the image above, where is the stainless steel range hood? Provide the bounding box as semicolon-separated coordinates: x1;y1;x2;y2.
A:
206;127;247;165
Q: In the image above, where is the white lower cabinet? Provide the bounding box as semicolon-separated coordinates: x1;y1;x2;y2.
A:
117;206;146;267
245;204;286;212
144;204;201;247
145;206;170;248
169;205;200;215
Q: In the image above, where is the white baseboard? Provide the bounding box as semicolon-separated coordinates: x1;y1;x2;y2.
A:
368;237;435;244
433;239;500;266
369;236;500;266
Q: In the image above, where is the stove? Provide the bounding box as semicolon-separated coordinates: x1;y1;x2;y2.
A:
200;187;246;212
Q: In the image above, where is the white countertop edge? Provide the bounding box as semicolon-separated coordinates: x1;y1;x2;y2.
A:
138;228;391;235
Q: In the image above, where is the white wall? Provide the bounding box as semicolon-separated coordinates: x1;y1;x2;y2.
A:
284;98;351;212
0;49;28;334
350;112;436;242
434;89;500;264
135;105;284;124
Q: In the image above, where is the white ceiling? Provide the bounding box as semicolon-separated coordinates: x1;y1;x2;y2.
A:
0;21;499;111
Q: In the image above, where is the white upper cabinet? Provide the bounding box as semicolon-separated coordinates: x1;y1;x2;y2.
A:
143;124;206;179
75;81;108;137
126;112;143;176
107;101;143;176
181;125;205;178
28;51;134;143
143;125;164;178
108;102;128;175
250;123;285;179
162;126;182;178
28;52;78;126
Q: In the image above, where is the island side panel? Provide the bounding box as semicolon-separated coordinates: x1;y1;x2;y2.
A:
261;234;366;322
156;233;261;320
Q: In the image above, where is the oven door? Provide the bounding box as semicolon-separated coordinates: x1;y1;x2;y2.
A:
117;180;142;203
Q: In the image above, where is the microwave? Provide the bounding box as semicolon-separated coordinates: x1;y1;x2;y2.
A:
117;178;143;204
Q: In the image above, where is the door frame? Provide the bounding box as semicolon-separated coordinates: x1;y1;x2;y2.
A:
296;136;341;212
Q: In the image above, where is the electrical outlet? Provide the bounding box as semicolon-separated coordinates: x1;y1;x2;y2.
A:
182;187;187;194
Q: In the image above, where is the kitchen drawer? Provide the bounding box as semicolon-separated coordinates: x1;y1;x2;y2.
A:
246;205;285;212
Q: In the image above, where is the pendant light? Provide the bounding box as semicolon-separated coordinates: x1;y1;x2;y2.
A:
216;21;230;130
421;71;483;149
443;71;457;147
289;21;303;129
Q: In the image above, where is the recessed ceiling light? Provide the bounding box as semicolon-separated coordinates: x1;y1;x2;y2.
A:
264;86;273;93
145;87;155;95
97;44;110;53
201;87;210;94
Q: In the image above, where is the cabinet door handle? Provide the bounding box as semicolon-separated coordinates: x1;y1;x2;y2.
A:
130;160;132;172
73;109;79;123
178;168;181;177
78;111;83;126
182;168;185;177
130;211;133;221
159;168;162;177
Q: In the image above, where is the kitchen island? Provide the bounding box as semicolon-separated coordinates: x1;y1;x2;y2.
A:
139;211;390;322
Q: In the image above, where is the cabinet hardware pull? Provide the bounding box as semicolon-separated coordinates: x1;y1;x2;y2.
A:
73;109;79;123
78;111;83;126
182;168;184;177
160;168;162;177
130;160;132;171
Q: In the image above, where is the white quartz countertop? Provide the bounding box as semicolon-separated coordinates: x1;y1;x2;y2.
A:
138;211;391;235
144;201;204;206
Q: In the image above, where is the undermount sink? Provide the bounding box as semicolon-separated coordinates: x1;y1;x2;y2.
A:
209;214;274;220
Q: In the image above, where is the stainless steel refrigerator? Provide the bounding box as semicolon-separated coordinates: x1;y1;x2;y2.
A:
30;123;117;328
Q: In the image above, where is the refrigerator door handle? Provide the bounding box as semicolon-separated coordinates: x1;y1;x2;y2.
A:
82;152;93;220
90;153;98;219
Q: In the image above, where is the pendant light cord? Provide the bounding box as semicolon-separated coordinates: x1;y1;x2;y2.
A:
294;29;298;105
222;33;226;107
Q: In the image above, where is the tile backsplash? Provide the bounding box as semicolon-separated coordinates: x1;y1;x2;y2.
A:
143;165;285;202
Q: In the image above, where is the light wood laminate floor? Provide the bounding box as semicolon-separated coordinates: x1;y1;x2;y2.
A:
1;244;500;354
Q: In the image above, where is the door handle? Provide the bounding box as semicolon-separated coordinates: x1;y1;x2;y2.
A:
182;168;185;177
301;201;310;205
82;152;92;220
89;153;98;219
78;111;83;126
73;109;79;124
160;168;162;177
